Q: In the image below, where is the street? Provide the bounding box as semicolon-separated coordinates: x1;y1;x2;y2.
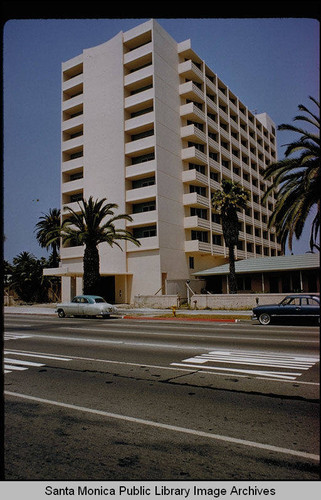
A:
3;313;320;481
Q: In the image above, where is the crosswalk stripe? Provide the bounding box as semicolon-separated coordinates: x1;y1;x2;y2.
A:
4;365;29;372
4;358;45;367
4;351;72;361
171;348;319;381
4;333;34;340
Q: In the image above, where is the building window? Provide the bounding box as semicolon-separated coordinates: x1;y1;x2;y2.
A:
188;141;204;153
189;256;194;269
237;275;251;291
70;151;83;160
246;243;254;253
191;230;208;243
190;185;206;197
131;152;155;164
131;129;154;141
210;171;219;182
132;201;156;213
70;192;83;203
191;207;208;219
130;106;153;118
212;234;222;246
69;171;83;181
133;225;157;239
132;177;155;189
130;83;153;96
211;213;221;224
189;163;206;175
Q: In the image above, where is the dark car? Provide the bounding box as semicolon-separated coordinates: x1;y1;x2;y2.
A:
252;294;320;325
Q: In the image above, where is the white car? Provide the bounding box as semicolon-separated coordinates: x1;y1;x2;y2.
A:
56;295;118;318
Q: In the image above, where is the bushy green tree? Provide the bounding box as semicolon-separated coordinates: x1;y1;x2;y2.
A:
11;252;50;303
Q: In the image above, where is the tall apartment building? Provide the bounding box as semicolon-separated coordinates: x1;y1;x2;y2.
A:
50;19;281;303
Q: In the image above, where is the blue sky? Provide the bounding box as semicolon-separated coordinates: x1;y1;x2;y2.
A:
3;17;320;262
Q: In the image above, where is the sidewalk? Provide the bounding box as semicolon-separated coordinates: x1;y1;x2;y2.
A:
4;304;252;321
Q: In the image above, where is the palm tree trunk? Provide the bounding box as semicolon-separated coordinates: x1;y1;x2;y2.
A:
52;245;59;268
228;244;237;294
83;244;100;295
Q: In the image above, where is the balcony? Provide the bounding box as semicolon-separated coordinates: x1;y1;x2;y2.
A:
62;73;83;92
62;178;83;195
126;184;156;203
62;156;84;174
62;111;83;131
125;135;155;156
183;192;208;208
61;200;82;214
62;135;83;152
218;107;229;123
206;96;218;113
125;159;156;179
217;87;228;104
182;169;208;186
127;236;158;252
62;93;83;112
180;102;205;123
181;146;207;165
124;41;152;66
184;216;210;230
60;246;84;260
125;88;154;110
179;81;204;103
184;240;211;253
126;210;157;227
124;64;153;88
181;124;206;143
178;59;203;83
125;111;154;133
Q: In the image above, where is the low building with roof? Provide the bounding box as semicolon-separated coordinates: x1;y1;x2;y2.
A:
193;253;320;294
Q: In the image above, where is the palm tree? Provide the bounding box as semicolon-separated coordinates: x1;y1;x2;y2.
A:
35;208;61;267
262;96;320;252
212;179;250;294
61;197;141;295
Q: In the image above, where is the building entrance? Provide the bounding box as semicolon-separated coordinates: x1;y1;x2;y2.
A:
98;276;115;303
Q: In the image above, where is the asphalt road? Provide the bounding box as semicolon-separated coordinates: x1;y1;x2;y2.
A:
3;314;320;481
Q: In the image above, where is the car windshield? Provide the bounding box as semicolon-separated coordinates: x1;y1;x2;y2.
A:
94;298;106;303
280;297;300;306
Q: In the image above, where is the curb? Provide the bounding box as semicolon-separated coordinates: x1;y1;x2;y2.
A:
123;315;239;323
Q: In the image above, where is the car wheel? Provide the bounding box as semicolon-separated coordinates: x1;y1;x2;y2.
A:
258;313;271;325
57;309;65;318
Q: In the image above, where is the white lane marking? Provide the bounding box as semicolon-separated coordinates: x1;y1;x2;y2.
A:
5;391;319;462
4;351;72;361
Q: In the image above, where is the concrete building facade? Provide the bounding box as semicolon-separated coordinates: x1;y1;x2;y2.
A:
47;19;281;303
